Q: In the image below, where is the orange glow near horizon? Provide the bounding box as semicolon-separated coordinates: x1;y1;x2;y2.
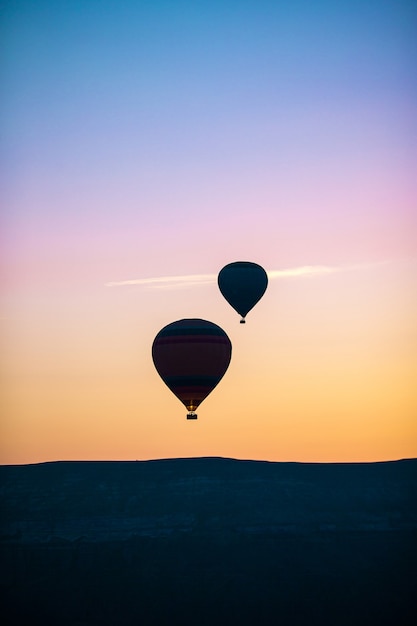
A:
2;262;416;465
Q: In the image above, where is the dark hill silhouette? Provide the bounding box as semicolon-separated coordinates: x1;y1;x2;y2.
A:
1;457;416;625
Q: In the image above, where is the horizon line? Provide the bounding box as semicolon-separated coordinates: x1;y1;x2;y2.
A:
1;455;415;467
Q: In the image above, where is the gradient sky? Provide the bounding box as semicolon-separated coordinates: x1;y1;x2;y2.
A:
2;0;416;464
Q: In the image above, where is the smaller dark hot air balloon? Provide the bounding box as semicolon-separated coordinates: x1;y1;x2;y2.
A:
218;261;268;323
152;319;232;419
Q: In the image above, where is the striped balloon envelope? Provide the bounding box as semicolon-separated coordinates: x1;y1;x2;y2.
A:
152;319;232;419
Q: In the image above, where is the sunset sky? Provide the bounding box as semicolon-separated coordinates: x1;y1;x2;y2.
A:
2;0;416;464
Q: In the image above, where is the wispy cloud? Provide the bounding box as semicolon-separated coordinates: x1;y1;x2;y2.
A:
105;263;379;289
267;265;339;279
105;273;217;289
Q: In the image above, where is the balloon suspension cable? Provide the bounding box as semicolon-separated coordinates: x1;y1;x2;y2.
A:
187;412;198;420
240;317;246;324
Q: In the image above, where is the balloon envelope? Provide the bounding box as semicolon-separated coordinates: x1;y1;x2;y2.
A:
218;261;268;322
152;319;232;418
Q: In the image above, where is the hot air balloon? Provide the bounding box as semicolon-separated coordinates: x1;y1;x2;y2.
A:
152;319;232;419
218;261;268;323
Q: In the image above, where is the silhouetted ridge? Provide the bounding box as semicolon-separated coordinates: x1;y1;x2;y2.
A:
1;457;416;542
1;458;416;626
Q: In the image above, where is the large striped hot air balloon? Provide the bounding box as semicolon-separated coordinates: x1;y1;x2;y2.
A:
152;319;232;419
218;261;268;323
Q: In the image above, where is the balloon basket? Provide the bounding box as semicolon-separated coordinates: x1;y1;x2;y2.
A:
187;412;198;420
240;318;246;324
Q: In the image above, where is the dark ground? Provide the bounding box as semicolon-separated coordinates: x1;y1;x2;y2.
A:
1;457;416;625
